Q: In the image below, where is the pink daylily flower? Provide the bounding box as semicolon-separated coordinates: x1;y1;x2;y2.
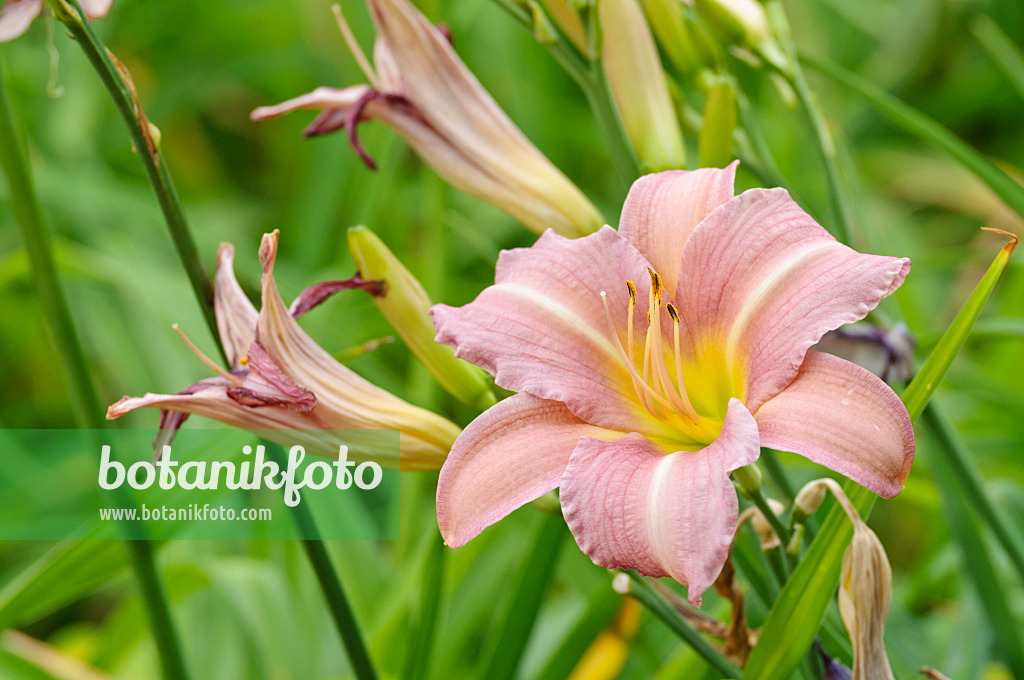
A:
0;0;110;42
108;231;460;471
432;163;915;604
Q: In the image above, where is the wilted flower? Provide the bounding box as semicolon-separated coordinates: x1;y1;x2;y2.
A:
816;322;916;384
433;163;915;604
251;0;604;238
0;0;110;42
108;231;461;470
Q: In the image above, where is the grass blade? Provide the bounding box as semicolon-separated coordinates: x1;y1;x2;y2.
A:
803;54;1024;221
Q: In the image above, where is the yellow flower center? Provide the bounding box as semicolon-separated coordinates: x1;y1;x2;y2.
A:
601;269;746;451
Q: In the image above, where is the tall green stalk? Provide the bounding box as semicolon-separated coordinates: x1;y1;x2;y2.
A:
0;54;192;680
263;444;379;680
45;0;220;356
0;56;103;430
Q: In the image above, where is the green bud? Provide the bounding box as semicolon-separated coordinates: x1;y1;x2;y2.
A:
539;0;590;55
347;226;497;411
697;76;736;168
529;2;560;45
694;0;770;47
732;463;762;495
638;0;700;75
599;0;686;172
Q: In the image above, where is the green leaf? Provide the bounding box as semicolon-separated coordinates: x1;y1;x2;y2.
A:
924;402;1024;676
742;232;1017;680
970;14;1024;104
0;529;128;629
803;54;1024;221
478;512;565;680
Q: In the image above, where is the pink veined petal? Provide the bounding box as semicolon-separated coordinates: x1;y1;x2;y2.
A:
754;350;914;498
437;392;620;548
560;398;760;606
618;163;737;298
79;0;111;19
215;243;259;369
676;188;911;411
433;226;665;434
0;0;42;42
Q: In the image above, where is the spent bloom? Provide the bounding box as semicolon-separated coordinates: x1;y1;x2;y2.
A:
433;163;915;604
250;0;603;238
108;231;460;470
0;0;110;42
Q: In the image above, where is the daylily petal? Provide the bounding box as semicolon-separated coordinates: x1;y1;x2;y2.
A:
560;399;760;605
433;226;664;434
0;0;42;42
437;392;619;548
215;243;259;369
256;231;461;469
287;276;385;319
754;350;914;498
618;163;736;298
676;188;911;411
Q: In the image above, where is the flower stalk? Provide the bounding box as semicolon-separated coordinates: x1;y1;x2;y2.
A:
0;54;192;680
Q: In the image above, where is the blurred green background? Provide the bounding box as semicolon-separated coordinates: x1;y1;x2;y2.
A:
0;0;1023;678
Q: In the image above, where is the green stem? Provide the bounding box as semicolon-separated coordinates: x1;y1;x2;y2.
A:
764;0;854;245
1;55;192;680
0;55;104;429
265;445;378;680
47;0;221;358
487;0;638;187
121;541;193;680
402;535;445;680
745;484;794;573
624;574;742;679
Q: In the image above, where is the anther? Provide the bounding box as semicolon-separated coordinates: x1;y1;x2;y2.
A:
666;303;679;323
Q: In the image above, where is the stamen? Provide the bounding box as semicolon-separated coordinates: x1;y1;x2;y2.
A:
332;4;379;88
173;324;244;386
601;292;669;412
646;274;698;420
626;281;637;367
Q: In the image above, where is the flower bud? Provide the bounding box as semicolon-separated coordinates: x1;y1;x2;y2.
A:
697;76;736;168
840;522;896;680
598;0;686;172
638;0;701;75
694;0;770;47
348;226;497;411
750;498;785;550
793;479;828;521
732;462;762;495
539;0;590;55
